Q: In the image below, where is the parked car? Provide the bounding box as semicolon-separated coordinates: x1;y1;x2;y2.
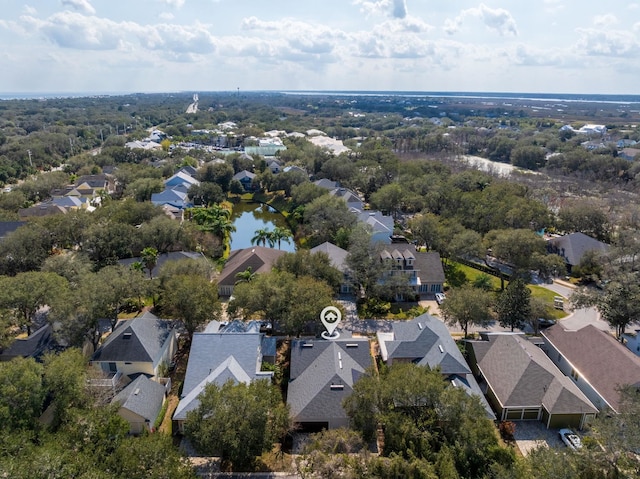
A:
537;318;557;329
435;293;446;305
559;428;582;450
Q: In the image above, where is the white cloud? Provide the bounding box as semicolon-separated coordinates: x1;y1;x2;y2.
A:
543;0;564;14
61;0;96;15
353;0;408;19
593;14;618;27
161;0;186;7
574;28;640;57
445;3;518;37
23;5;37;15
159;12;174;21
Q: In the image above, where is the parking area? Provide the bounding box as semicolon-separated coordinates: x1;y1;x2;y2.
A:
512;421;565;456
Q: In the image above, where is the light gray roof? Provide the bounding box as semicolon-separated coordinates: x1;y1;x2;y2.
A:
173;332;272;421
547;232;609;266
469;334;597;414
91;312;174;364
378;315;494;419
112;375;166;422
217;246;286;289
118;251;208;278
310;242;349;273
287;338;372;424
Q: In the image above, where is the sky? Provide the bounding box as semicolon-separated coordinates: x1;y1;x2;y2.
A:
1;0;640;95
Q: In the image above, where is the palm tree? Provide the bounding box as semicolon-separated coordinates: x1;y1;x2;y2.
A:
235;267;256;285
270;227;293;249
251;228;271;247
140;247;159;279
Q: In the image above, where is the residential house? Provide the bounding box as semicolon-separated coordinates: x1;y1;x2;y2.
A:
310;242;351;294
379;245;445;297
283;165;307;175
151;171;200;210
112;375;167;435
75;174;113;193
232;170;257;191
377;315;495;419
330;187;364;212
547;232;609;273
541;324;640;413
314;178;339;190
173;331;273;433
91;312;177;381
0;221;25;241
359;211;394;244
118;251;208;279
288;337;372;430
622;329;640;357
267;159;282;174
619;148;640;161
466;333;598;429
0;324;52;362
217;246;286;296
18;202;67;219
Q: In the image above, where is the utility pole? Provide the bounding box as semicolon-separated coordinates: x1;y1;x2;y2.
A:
27;149;32;167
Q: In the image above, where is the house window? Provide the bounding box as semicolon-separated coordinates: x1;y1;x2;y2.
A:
570;368;579;381
108;362;117;372
557;353;562;363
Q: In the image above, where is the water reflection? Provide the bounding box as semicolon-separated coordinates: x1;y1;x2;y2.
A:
229;202;295;252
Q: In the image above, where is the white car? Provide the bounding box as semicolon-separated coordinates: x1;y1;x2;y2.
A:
559;428;582;450
435;293;446;305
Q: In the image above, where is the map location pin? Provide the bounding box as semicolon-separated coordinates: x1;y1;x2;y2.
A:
320;306;342;339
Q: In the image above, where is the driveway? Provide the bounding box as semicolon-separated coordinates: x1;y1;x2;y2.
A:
512;421;564;456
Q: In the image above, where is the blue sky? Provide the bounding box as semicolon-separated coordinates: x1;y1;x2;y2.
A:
1;0;639;94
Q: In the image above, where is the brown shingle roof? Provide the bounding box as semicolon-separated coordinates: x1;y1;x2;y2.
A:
217;246;286;288
542;324;640;412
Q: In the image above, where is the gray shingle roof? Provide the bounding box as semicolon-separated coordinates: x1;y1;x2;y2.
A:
377;315;494;419
173;332;272;421
542;324;640;412
547;232;609;266
118;251;207;278
91;312;174;364
469;334;597;414
287;338;372;424
112;375;166;422
310;242;349;273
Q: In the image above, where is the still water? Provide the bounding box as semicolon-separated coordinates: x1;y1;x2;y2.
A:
229;202;295;252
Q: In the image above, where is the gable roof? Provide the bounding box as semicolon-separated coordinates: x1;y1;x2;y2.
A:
218;246;286;288
165;171;200;188
547;232;609;266
232;170;256;181
314;178;339;190
173;332;271;420
0;324;52;362
118;251;207;279
0;221;26;240
379;246;446;285
542;324;640;412
91;312;174;364
75;174;109;189
112;375;166;422
469;334;597;414
310;242;349;273
287;338;372;424
378;315;494;419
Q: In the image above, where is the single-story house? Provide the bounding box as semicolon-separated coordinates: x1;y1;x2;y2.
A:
118;251;208;279
377;315;495;419
546;232;609;272
0;324;52;362
466;333;597;429
541;324;640;413
173;330;273;433
91;312;177;381
232;170;257;191
287;337;372;431
217;246;286;297
112;374;167;435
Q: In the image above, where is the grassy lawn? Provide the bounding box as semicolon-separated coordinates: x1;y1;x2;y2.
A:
450;261;568;320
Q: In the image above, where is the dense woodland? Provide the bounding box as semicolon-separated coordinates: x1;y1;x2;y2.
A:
1;92;640;477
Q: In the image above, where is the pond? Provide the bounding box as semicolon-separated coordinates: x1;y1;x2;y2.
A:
229;201;295;252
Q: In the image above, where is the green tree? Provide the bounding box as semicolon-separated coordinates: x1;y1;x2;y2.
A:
0;357;44;431
159;274;220;338
125;177;164;202
138;215;183;254
0;271;69;335
251;228;271;247
275;249;343;291
495;278;532;331
185;379;290;470
510;145;545;170
188;182;225;206
229;271;334;335
303;195;357;247
140;246;159;279
43;349;89;429
484;228;546;276
440;285;494;337
270;226;292;250
370;183;405;219
410;212;441;251
558;202;610;242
